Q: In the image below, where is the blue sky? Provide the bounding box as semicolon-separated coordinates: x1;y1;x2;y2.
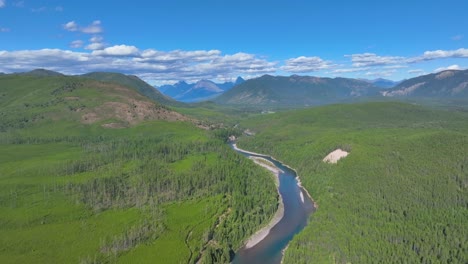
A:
1;0;467;84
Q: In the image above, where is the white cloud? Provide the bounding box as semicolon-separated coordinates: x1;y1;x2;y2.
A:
408;69;425;75
85;42;105;50
85;36;106;50
0;47;277;84
0;0;5;8
383;65;408;69
0;27;10;32
434;64;462;73
347;49;468;69
92;45;139;56
139;49;221;62
63;21;78;32
281;56;333;73
81;20;103;34
70;40;84;49
55;6;63;12
0;49;91;74
63;20;103;34
90;36;103;43
5;45;465;84
411;48;468;62
331;67;369;74
346;53;405;67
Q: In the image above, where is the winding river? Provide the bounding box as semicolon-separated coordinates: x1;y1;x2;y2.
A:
231;143;315;264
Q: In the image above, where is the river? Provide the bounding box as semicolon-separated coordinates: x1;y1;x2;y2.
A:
231;143;315;264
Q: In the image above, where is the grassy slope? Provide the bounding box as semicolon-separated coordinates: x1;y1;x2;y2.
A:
238;102;468;263
0;75;278;263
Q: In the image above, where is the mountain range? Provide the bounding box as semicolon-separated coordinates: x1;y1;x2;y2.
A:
381;69;468;97
363;78;401;89
157;77;244;102
5;68;468;109
215;74;380;107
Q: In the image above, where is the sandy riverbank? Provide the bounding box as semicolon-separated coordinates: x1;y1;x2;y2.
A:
245;156;285;249
233;143;316;206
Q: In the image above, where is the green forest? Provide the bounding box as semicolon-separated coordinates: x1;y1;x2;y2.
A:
0;75;278;263
238;102;468;263
2;73;468;264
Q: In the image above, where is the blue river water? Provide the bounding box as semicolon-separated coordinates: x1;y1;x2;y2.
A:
231;144;315;264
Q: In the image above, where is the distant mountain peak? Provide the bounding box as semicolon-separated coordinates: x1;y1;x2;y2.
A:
360;78;401;89
235;76;245;84
21;68;64;77
156;78;243;103
215;75;378;106
382;69;468;97
194;80;223;92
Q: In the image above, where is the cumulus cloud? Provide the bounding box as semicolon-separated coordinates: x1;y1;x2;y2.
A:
346;53;405;67
63;20;103;34
84;36;106;50
63;21;78;32
81;20;103;34
410;48;468;63
0;0;5;8
90;36;103;43
85;42;105;50
434;64;462;73
0;47;277;83
69;40;84;49
346;49;468;69
281;56;333;73
92;45;139;56
138;49;221;63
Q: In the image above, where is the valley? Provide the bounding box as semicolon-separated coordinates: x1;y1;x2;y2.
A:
1;69;467;264
0;73;278;263
3;1;467;263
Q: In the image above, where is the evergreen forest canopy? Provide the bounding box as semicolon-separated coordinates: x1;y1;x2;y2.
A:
238;102;467;263
0;74;277;263
1;71;467;264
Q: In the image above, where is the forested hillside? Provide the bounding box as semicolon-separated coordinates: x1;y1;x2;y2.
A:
238;102;468;263
0;74;278;263
215;74;379;107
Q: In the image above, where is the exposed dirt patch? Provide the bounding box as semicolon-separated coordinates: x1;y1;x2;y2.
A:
64;96;80;100
101;123;128;129
79;81;191;127
81;112;100;124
